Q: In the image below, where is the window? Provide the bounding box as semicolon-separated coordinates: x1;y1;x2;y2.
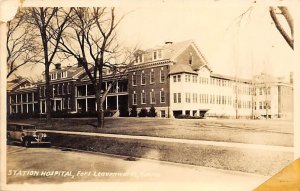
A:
132;93;137;105
62;84;65;95
177;93;181;103
61;71;67;78
135;54;143;63
173;93;177;103
51;73;57;80
57;84;61;95
150;91;156;104
39;87;42;97
150;70;155;84
185;93;191;103
160;70;165;83
132;73;137;86
185;74;191;82
259;88;262;95
153;50;162;60
153;51;157;60
141;72;146;85
193;93;197;103
160;90;165;103
141;92;146;104
173;76;177;82
259;102;262;109
67;98;71;109
53;85;57;95
177;75;181;82
67;83;70;94
192;76;197;83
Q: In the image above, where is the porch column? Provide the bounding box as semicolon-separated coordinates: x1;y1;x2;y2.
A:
116;95;119;110
182;110;185;115
54;99;56;111
20;94;23;113
105;97;108;110
85;98;88;112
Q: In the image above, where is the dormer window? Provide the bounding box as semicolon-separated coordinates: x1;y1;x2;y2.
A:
153;50;162;61
51;73;57;80
153;51;157;60
135;54;143;63
61;71;68;78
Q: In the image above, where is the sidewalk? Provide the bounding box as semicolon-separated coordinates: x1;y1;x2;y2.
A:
41;129;293;152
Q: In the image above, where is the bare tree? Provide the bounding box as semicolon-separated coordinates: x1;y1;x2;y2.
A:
59;7;133;128
269;6;293;50
27;7;71;124
6;9;42;78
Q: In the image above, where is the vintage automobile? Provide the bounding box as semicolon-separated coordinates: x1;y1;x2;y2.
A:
7;122;51;147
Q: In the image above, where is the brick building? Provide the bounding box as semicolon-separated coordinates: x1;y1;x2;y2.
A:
7;40;293;119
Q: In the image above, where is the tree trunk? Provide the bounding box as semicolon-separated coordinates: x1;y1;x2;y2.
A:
96;91;104;128
45;65;52;124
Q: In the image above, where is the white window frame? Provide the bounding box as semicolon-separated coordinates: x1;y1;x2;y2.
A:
150;70;155;84
160;90;165;103
141;92;146;104
132;73;137;86
150;91;156;104
141;71;146;85
132;93;137;105
160;69;165;83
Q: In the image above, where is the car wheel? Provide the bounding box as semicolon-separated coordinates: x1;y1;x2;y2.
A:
24;139;31;147
20;136;25;146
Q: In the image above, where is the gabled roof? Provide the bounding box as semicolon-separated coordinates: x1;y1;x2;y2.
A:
135;40;209;72
169;64;197;75
7;78;31;91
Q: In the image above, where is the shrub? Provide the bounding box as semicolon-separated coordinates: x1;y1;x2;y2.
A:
148;105;157;117
138;108;148;117
177;115;203;119
129;105;137;117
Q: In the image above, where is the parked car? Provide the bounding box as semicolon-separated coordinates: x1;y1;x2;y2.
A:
7;122;51;147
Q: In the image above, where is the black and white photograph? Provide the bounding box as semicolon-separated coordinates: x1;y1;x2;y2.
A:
0;0;299;191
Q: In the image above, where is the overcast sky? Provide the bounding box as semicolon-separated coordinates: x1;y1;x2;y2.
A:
16;2;294;81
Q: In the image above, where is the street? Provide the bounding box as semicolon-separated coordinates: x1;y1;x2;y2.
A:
6;145;268;190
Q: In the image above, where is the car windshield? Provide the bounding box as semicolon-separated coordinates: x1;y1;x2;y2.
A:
22;125;36;130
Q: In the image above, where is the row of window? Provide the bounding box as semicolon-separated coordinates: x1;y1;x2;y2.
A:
50;71;68;80
135;50;163;64
10;103;38;114
255;87;271;96
10;93;38;104
132;68;166;86
173;93;233;105
40;99;71;113
254;101;271;110
40;83;71;97
132;90;166;105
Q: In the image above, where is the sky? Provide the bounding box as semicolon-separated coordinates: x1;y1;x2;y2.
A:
14;2;294;81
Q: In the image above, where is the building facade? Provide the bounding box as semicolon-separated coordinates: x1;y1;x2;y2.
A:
7;40;293;119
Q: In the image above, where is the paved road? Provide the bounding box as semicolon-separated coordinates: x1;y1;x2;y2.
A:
6;145;268;191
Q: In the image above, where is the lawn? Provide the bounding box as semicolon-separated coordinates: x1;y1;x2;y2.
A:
11;117;294;147
48;133;292;176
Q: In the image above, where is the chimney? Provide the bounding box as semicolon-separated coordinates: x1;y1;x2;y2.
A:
165;41;173;45
55;63;61;70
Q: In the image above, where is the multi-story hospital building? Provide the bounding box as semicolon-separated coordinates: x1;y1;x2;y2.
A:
7;40;293;119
